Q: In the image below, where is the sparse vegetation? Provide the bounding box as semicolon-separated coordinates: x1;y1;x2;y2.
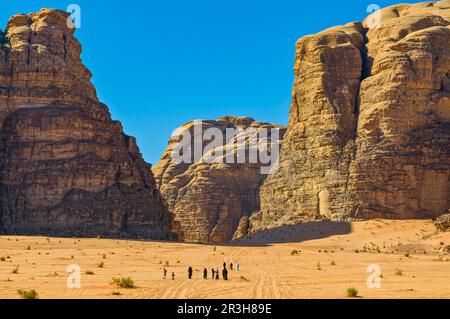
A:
112;291;122;296
111;277;136;289
395;269;403;276
12;265;19;274
330;261;336;266
291;250;299;256
346;287;359;298
0;257;5;262
17;289;39;299
97;262;105;268
239;276;250;282
85;270;95;275
316;262;321;270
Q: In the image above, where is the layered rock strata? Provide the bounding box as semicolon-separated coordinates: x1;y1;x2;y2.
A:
251;1;450;233
0;9;173;239
153;116;285;243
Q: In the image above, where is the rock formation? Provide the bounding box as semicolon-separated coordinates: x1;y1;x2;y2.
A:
435;212;450;231
0;9;173;239
250;1;450;233
153;117;285;243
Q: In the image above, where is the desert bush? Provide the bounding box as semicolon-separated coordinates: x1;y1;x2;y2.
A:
111;277;135;289
97;262;104;268
290;250;299;256
395;269;403;276
17;289;39;299
12;265;19;274
346;287;359;298
85;270;95;275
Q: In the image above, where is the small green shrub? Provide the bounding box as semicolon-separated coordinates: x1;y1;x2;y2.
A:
346;287;359;298
17;290;39;299
111;277;135;289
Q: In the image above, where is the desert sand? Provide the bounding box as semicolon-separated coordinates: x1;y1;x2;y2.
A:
0;220;449;299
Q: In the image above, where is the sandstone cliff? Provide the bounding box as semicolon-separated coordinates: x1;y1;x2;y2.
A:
251;1;450;233
153;117;285;243
0;9;173;239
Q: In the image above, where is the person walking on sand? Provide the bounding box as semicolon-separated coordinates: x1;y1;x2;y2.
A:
188;267;193;279
223;261;227;269
211;268;215;279
222;266;229;281
172;272;176;280
236;262;240;271
203;268;208;280
230;262;233;271
163;267;168;279
215;268;220;280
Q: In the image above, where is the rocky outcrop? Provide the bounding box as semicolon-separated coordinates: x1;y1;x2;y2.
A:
251;1;450;233
153;117;285;243
435;213;450;232
0;9;173;239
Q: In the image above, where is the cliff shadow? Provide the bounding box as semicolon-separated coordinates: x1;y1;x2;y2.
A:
229;221;352;247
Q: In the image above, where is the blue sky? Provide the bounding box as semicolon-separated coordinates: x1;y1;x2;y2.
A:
1;0;424;164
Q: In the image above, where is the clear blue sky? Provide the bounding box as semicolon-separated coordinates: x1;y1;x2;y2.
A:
1;0;424;164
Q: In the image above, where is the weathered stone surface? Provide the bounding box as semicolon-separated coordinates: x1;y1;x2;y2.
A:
349;1;450;219
435;213;450;231
153;117;285;243
0;9;172;239
251;1;450;234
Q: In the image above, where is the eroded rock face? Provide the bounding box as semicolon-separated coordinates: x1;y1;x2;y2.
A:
153;117;285;243
435;213;450;232
251;1;450;233
0;9;172;239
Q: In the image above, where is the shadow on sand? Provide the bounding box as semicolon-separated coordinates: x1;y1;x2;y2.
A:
228;221;352;247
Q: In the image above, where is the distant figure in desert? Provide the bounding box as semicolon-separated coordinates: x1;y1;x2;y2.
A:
223;261;227;269
215;268;220;280
203;268;208;279
211;268;215;279
236;262;240;271
188;267;193;279
171;272;176;280
163;267;167;279
223;267;228;281
230;262;233;271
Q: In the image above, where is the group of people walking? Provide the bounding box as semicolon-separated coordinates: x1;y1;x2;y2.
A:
163;261;240;281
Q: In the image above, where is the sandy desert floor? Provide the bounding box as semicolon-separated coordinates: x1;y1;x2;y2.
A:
0;219;449;299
